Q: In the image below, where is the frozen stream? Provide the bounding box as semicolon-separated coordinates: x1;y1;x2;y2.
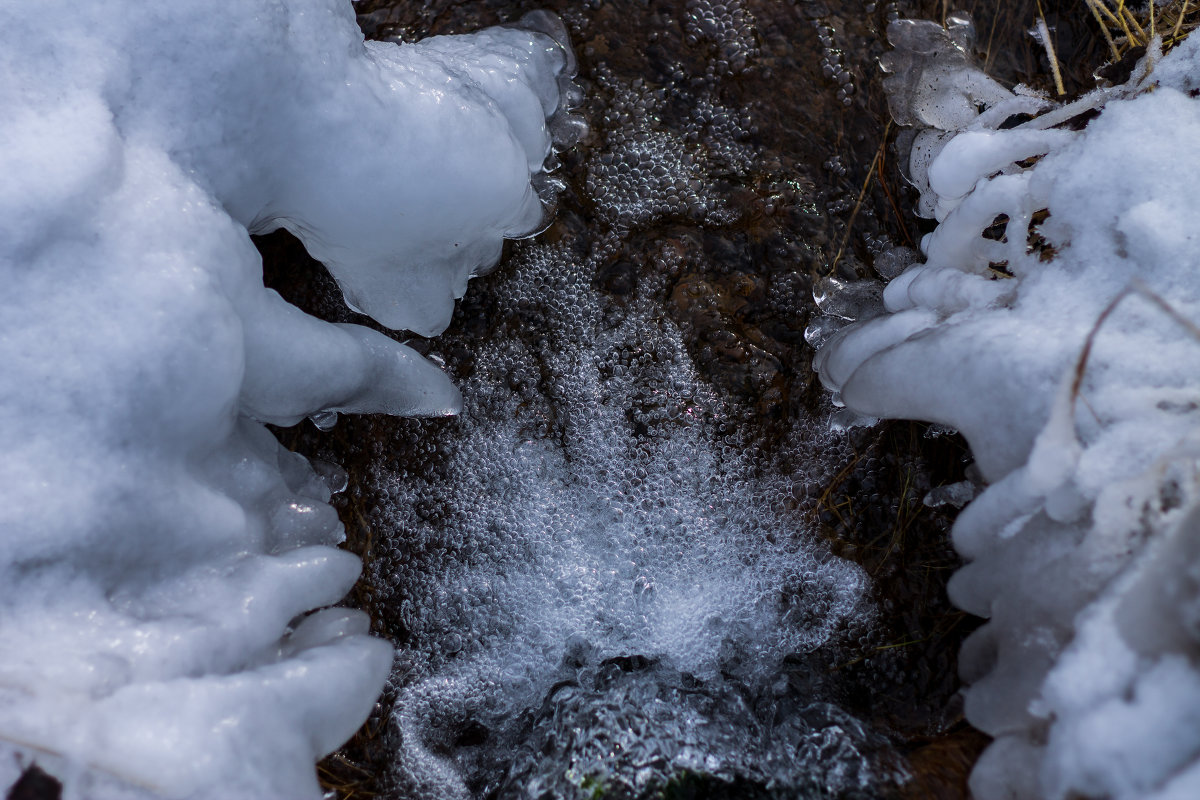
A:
8;0;1196;797
266;1;977;797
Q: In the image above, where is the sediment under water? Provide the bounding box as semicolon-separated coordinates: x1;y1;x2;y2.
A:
258;0;1055;796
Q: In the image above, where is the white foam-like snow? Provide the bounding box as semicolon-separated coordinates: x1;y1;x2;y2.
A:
818;22;1200;800
0;1;573;797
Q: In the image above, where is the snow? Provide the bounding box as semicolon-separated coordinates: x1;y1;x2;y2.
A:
818;21;1200;800
0;0;574;797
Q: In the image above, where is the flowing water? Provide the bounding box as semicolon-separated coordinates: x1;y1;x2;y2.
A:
259;1;1015;796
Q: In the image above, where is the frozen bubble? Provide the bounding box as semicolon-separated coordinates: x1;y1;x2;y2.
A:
369;239;879;796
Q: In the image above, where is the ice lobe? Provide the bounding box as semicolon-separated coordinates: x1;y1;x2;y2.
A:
816;19;1200;800
0;1;575;797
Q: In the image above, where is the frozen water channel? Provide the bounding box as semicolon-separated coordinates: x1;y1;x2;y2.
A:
268;1;977;797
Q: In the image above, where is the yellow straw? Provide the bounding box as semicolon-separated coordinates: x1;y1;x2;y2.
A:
1086;0;1123;60
1173;0;1191;42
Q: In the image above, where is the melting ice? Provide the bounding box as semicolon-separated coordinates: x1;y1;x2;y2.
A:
817;17;1200;800
0;0;577;797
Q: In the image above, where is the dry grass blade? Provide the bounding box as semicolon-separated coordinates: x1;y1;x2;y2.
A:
1087;0;1124;61
831;121;891;274
1036;1;1066;95
1175;0;1193;39
1087;0;1200;56
1123;2;1150;42
1070;279;1200;418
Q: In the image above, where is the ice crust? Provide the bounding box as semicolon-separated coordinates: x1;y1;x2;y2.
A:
0;1;573;797
818;20;1200;800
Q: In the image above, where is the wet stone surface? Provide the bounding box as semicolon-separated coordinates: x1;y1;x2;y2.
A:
256;1;1012;797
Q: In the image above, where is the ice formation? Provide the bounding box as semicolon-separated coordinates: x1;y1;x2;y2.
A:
816;16;1200;800
0;1;576;797
365;239;884;799
334;6;909;790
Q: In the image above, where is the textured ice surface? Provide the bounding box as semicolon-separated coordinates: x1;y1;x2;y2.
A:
366;239;882;798
278;2;972;793
585;67;752;228
818;20;1200;800
0;1;573;797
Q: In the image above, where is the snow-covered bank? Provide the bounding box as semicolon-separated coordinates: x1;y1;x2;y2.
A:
0;1;575;796
817;17;1200;800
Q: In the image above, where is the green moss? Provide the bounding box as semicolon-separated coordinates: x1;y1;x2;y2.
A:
654;771;775;800
579;773;608;800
